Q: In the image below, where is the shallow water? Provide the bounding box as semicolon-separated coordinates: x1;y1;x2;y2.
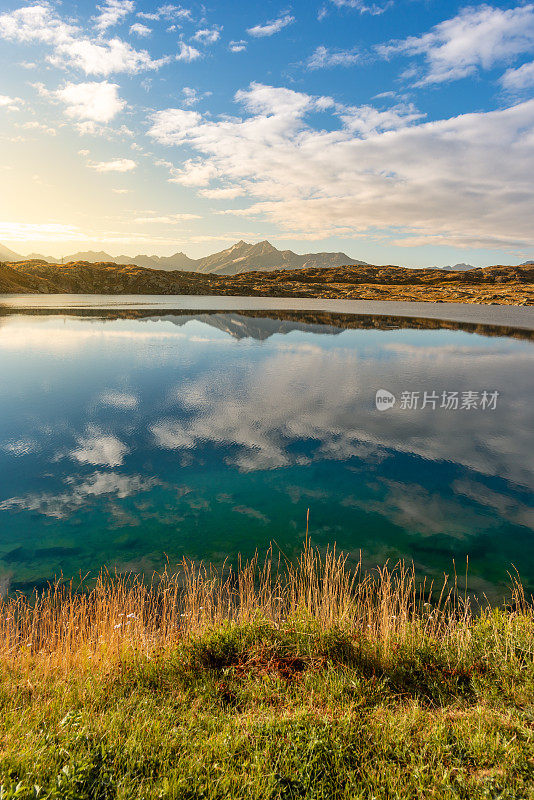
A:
2;293;533;330
0;306;533;599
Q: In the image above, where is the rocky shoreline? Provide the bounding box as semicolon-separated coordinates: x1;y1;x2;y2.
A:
1;259;533;305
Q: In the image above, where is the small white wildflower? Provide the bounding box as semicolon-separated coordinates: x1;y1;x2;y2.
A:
114;623;122;629
126;614;137;619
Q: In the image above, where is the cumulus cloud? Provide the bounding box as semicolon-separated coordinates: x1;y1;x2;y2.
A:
330;0;392;13
307;45;360;69
192;27;220;44
0;94;23;111
137;5;192;22
148;81;534;249
149;107;201;142
168;159;218;186
134;212;201;222
181;86;198;105
89;157;137;172
129;22;151;37
247;15;294;37
51;36;169;75
0;221;83;242
0;2;168;75
52;81;125;122
501;60;534;91
229;39;246;53
176;40;201;61
379;4;534;85
94;0;134;32
21;120;56;134
0;3;76;45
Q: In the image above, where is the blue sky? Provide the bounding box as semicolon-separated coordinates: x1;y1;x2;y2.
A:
0;0;533;265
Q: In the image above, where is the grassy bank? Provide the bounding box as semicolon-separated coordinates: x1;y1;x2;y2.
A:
1;547;533;799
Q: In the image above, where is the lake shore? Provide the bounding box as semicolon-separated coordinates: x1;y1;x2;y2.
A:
1;260;534;306
1;548;533;799
2;294;534;333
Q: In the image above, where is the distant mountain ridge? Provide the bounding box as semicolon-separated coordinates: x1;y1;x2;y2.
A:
442;263;476;271
0;243;25;262
11;239;369;276
3;240;534;274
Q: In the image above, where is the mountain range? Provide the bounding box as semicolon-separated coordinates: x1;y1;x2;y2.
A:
2;240;533;275
1;240;369;276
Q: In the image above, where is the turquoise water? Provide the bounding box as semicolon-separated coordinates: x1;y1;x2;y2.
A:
0;309;533;599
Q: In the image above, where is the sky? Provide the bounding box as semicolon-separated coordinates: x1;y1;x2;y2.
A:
0;0;533;266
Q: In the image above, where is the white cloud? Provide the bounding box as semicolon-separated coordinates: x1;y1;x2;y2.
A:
0;94;23;111
51;36;169;75
247;14;295;38
148;81;534;249
0;3;76;45
379;4;534;85
192;27;220;44
90;158;137;172
307;45;360;69
229;39;246;53
501;60;534;91
176;40;201;61
94;0;134;32
52;81;125;122
330;0;392;14
149;107;201;142
0;221;83;241
168;159;218;186
21;120;56;134
0;3;168;75
180;86;211;105
181;86;198;105
130;22;151;36
134;212;201;222
235;82;318;115
199;185;244;199
137;5;192;22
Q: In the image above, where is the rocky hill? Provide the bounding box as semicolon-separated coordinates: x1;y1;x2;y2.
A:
0;260;533;305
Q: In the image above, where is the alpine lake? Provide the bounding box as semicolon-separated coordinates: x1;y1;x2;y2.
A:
1;296;533;602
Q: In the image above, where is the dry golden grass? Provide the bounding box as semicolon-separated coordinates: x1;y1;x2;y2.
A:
1;544;531;677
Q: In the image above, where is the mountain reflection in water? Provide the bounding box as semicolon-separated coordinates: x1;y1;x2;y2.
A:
0;309;533;599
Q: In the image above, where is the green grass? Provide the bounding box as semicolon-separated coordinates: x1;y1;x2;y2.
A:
1;613;533;799
1;548;533;798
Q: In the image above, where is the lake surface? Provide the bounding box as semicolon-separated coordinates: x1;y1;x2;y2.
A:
0;301;533;600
